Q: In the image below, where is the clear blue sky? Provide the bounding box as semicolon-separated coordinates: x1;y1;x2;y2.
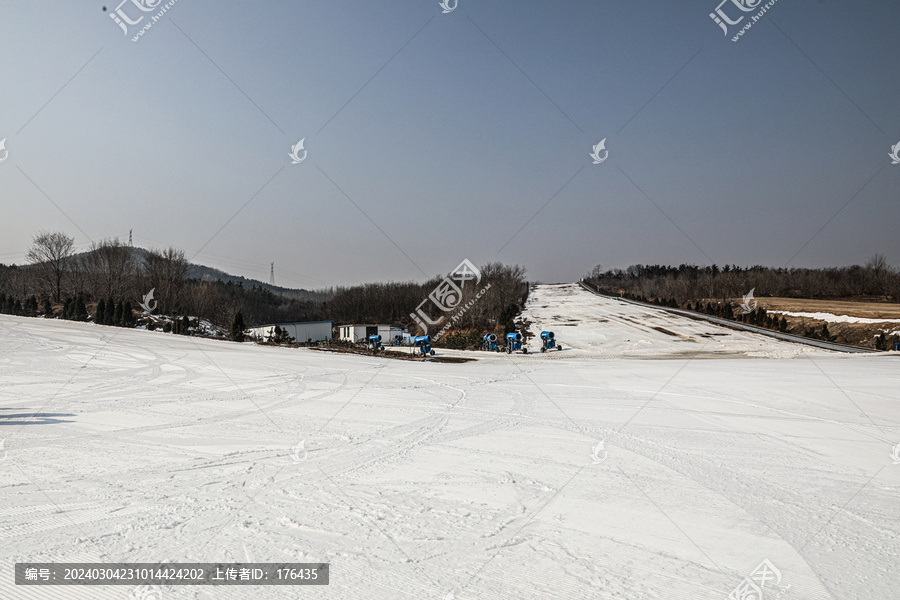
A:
1;0;898;289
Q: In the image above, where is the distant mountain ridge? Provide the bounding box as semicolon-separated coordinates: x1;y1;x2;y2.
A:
69;246;320;300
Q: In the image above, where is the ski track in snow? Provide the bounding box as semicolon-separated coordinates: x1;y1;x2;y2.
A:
1;283;898;599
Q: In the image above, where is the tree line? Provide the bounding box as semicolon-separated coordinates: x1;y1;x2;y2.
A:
585;256;900;304
0;231;528;345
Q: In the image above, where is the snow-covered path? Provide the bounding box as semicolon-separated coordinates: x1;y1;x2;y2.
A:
519;283;816;358
1;292;898;599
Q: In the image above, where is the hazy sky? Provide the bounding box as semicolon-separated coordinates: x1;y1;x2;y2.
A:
1;0;898;289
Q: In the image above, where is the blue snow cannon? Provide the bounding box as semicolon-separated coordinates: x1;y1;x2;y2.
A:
368;334;384;352
505;332;527;354
414;335;435;357
483;333;499;352
540;331;561;352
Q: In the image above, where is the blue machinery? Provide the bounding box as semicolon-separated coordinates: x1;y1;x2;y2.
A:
414;335;435;357
540;331;562;352
506;332;528;354
367;334;385;352
483;333;500;352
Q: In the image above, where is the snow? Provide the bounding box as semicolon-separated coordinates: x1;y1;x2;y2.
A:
519;284;817;359
1;285;899;600
767;310;900;325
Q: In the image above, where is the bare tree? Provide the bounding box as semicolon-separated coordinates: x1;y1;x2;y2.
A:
82;238;137;300
866;253;890;296
26;231;75;302
142;247;188;313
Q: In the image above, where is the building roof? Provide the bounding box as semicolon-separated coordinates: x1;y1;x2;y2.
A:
248;320;333;328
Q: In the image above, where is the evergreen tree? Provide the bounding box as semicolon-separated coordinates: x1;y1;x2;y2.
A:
231;310;246;342
820;323;834;342
268;325;294;344
114;301;123;326
181;314;190;335
779;316;788;332
96;299;106;325
63;297;72;320
41;295;52;317
73;294;88;321
104;298;115;325
122;301;134;327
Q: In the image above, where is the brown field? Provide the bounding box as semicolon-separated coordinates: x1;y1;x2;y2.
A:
751;297;900;319
723;297;900;349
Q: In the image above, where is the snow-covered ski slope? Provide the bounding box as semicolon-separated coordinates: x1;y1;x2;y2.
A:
1;288;898;600
519;283;817;358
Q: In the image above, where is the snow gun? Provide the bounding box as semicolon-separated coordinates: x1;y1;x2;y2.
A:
540;331;562;352
505;332;527;354
483;333;499;352
368;334;384;352
414;335;435;357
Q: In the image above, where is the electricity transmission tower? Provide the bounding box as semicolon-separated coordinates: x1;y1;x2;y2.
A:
270;262;275;286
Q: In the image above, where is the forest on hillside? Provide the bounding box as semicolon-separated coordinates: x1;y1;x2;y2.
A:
0;231;528;344
584;257;900;303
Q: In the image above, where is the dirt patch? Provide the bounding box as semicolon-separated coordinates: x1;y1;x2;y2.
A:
653;326;678;336
753;298;900;319
310;346;476;363
712;297;900;349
